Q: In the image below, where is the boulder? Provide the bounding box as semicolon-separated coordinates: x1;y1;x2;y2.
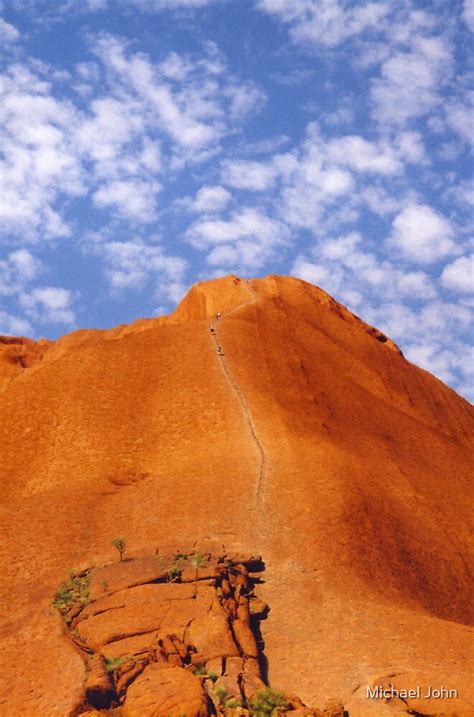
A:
122;663;210;717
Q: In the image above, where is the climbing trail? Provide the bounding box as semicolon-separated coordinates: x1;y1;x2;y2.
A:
209;280;267;504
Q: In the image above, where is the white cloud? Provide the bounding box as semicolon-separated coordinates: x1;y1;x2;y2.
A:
91;239;188;303
441;255;474;293
405;340;472;387
394;131;428;164
84;34;265;175
360;185;408;217
239;135;291;155
221;159;277;190
444;93;474;145
396;270;436;300
389;204;456;263
0;310;32;336
276;125;355;229
297;230;437;301
326;135;403;175
205;240;272;272
0;64;85;240
1;34;265;239
185;185;231;213
128;0;215;8
19;286;75;324
0;249;42;296
0;18;20;43
92;34;242;157
371;35;452;126
76;96;145;167
224;82;266;119
257;0;390;48
462;0;474;32
93;179;161;222
188;207;288;246
86;0;108;9
292;257;345;294
187;207;289;272
217;122;429;237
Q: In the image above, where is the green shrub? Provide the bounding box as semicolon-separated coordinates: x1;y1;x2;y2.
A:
105;655;128;674
214;685;230;705
250;687;288;716
166;564;182;582
191;552;206;567
194;664;219;681
111;537;126;561
53;570;91;615
225;697;242;708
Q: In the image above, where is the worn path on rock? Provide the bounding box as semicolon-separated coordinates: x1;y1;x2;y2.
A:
209;280;267;505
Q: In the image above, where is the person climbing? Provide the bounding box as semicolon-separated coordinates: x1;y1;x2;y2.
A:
216;312;221;320
210;325;215;334
217;346;224;355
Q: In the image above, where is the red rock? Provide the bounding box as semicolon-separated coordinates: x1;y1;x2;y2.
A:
248;596;268;617
77;602;169;650
232;618;258;658
116;661;147;699
84;654;115;709
205;656;224;677
122;663;210;716
188;598;240;662
101;632;155;660
241;658;265;698
88;556;171;599
0;275;473;714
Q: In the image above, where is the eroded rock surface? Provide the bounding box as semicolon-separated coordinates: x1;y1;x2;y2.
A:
57;552;343;716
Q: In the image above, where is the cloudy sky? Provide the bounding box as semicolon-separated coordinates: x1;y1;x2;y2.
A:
1;0;473;399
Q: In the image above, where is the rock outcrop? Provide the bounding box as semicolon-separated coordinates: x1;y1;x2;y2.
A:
55;551;338;715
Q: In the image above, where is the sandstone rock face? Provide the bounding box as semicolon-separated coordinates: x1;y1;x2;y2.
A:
122;664;209;717
0;275;473;716
84;654;115;709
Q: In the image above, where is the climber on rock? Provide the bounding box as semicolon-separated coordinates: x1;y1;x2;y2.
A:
216;312;222;320
210;326;215;334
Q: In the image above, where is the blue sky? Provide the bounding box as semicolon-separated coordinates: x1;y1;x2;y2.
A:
1;0;473;399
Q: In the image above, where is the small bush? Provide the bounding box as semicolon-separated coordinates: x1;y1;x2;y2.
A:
191;552;206;567
214;685;230;705
250;687;288;716
194;664;219;681
105;655;128;674
174;551;189;561
166;564;182;582
225;697;242;708
111;537;126;561
53;570;91;616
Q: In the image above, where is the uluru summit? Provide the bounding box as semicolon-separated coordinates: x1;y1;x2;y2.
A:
0;275;472;716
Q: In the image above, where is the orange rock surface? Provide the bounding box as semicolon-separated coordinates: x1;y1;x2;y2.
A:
0;275;473;716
